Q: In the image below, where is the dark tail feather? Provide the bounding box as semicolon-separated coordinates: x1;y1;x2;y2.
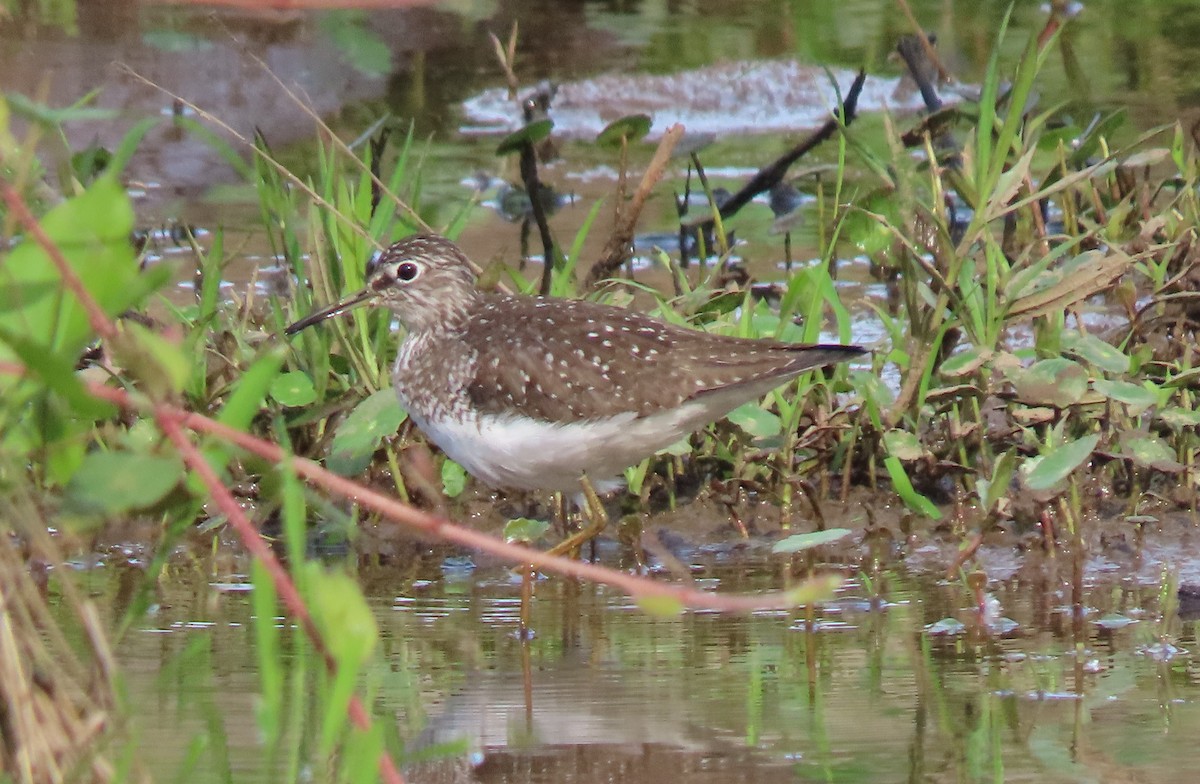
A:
791;343;867;371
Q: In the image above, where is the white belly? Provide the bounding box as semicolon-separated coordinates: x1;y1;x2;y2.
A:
410;405;713;494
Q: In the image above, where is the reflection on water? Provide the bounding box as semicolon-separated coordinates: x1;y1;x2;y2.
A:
108;551;1200;784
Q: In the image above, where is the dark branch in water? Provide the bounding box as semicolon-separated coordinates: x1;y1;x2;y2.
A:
517;141;558;296
896;34;943;113
694;68;868;234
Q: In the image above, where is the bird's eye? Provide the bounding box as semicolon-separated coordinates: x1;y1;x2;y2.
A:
396;261;420;281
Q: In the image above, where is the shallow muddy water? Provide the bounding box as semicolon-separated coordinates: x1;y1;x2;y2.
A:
101;530;1200;784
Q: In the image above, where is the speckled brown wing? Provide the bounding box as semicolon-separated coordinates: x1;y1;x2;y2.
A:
463;294;862;423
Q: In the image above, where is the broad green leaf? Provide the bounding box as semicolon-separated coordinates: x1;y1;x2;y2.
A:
1157;407;1200;429
504;517;551;544
1120;433;1181;471
1092;379;1162;414
269;371;317;407
1064;331;1130;374
327;389;407;476
883;429;925;461
0;325;114;418
306;566;377;665
111;321;191;398
0;175;137;367
441;459;468;498
217;348;286;429
772;528;852;554
940;347;991;378
1023;434;1100;490
727;403;781;438
1007;357;1088;408
635;595;686;617
496;119;553;155
63;451;183;515
982;450;1017;512
658;438;693;456
596;113;652;148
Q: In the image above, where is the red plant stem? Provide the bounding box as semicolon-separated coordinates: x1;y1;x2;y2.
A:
157;412;406;784
0;182;118;343
78;380;823;612
0;167;405;779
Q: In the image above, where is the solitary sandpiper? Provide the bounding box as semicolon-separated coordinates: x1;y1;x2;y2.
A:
286;234;864;541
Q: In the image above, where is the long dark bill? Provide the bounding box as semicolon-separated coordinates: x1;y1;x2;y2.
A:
284;288;374;336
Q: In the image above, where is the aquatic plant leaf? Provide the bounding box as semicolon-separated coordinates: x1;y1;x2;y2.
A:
981;450;1017;512
64;451;184;516
5;91;119;124
658;438;693;456
850;369;894;427
925;617;966;636
636;595;686;617
884;456;942;519
1093;379;1162;414
307;566;378;665
217;347;286;431
327;389;407;476
1164;366;1200;389
727;402;781;438
670;131;716;158
1008;357;1088;408
110;321;191;398
940;347;992;378
1119;433;1182;472
269;371;317;407
1064;331;1130;374
1120;148;1170;169
596;114;652;148
250;561;283;746
783;574;843;606
844;190;899;255
1022;433;1100;491
305;564;379;753
772;528;852;554
1094;613;1138;630
504;517;551;544
441;459;468;498
1006;250;1132;321
883;429;925;461
1157;407;1200;429
496;119;554;155
0;174;137;364
0;325;114;419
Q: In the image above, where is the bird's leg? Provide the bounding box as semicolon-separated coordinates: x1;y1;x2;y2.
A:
544;475;608;559
553;490;568;537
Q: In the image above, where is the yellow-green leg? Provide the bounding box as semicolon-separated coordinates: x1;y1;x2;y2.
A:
544;475;608;559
